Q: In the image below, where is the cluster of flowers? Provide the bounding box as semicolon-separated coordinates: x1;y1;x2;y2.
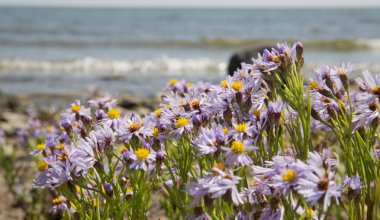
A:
32;42;380;219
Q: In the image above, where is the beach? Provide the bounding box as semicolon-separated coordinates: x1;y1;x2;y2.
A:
1;6;380;219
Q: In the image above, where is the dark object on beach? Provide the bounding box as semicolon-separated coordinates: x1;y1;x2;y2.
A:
227;46;271;76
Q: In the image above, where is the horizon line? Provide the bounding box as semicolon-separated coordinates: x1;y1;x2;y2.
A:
0;4;379;9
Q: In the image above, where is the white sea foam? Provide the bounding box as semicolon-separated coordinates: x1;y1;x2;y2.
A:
0;57;227;75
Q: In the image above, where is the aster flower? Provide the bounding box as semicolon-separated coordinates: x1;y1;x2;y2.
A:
251;49;281;72
30;142;46;157
206;168;244;205
101;108;122;129
90;125;115;151
116;113;153;143
63;99;91;121
242;178;271;205
295;206;320;220
88;96;117;110
267;101;287;124
341;175;362;197
50;196;73;214
352;96;380;131
192;124;229;157
331;62;355;88
230;121;255;138
129;148;156;171
258;204;284;220
310;93;339;122
296;152;341;212
277;42;297;59
356;71;380;97
171;116;194;138
222;139;256;167
270;167;303;196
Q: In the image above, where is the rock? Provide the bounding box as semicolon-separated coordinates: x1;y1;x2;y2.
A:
118;95;159;113
118;96;145;109
227;46;272;76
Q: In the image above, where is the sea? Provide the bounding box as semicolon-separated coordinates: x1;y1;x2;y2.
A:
1;7;380;97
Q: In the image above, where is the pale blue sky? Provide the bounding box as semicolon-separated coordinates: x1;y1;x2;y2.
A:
1;0;380;8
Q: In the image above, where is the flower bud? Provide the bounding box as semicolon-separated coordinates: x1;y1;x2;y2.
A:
60;118;72;134
295;42;303;61
192;114;202;127
103;183;113;197
122;151;134;164
156;150;165;163
95;109;107;121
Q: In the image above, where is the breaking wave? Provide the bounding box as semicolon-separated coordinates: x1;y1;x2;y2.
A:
2;38;380;51
0;57;227;75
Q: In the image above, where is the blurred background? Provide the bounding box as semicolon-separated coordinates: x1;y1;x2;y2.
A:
0;0;380;102
0;1;380;219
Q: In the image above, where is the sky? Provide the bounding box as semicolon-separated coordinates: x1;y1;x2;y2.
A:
1;0;380;8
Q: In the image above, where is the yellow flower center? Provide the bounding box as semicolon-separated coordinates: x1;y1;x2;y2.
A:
126;187;133;194
213;162;225;171
36;143;45;151
190;100;200;110
76;186;82;194
371;86;380;95
285;50;291;57
46;126;54;132
71;105;81;113
175;118;189;128
168;79;178;86
231;141;245;154
305;207;314;218
253;110;260;118
235;123;247;133
107;109;120;119
58;153;68;161
309;81;319;90
223;127;229;135
273;56;280;63
119;146;128;154
153;128;159;137
128;123;141;132
135;148;150;161
220;80;228;89
37;160;48;172
56;144;65;151
187;83;193;88
282;169;297;182
231;81;243;92
52;197;64;205
154;108;162;117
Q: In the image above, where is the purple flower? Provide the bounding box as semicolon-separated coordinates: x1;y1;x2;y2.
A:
352;96;380;131
50;196;72;214
222;139;256;167
192;124;229;157
296;152;341;212
356;71;380;96
341;175;362;197
116;113;153;143
88;96;117;110
129;148;156;171
90;125;115;151
63;100;91;121
331;62;355;88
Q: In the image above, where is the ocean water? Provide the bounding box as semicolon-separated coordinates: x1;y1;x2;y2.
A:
0;7;380;97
